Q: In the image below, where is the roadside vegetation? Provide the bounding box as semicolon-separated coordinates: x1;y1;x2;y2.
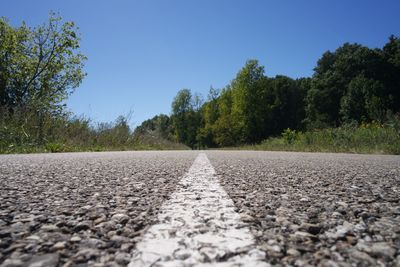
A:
1;14;399;154
0;14;185;153
246;121;400;154
139;35;400;154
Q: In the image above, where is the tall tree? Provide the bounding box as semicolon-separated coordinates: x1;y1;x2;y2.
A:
171;89;201;148
212;87;237;146
0;18;30;108
340;75;387;122
382;35;400;113
231;59;266;143
0;13;86;113
268;76;305;134
197;87;220;147
306;43;386;127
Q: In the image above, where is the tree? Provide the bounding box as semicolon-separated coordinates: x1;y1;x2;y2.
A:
171;89;201;148
0;18;30;108
171;88;191;144
192;92;204;112
305;43;386;127
268;76;305;135
382;35;400;113
231;59;266;143
212;88;238;146
0;13;86;143
197;87;220;147
111;116;131;145
0;13;86;112
135;114;171;135
296;77;312;128
340;75;387;122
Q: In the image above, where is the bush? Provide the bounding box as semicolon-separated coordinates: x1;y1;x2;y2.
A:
45;143;65;153
282;128;297;145
255;118;400;154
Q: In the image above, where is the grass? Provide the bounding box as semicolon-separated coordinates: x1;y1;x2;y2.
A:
0;142;189;154
4;122;398;154
2;107;399;155
0;109;189;154
244;122;400;155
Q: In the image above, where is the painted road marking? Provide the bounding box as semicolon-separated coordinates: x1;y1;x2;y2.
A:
129;153;268;267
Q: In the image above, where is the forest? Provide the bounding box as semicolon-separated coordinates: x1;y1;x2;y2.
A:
137;36;400;151
1;15;399;153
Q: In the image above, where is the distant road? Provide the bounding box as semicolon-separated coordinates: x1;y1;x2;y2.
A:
0;151;399;266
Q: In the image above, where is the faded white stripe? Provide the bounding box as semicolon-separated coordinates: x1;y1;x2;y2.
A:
129;153;269;267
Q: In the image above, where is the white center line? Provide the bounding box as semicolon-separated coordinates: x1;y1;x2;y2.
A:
129;153;269;267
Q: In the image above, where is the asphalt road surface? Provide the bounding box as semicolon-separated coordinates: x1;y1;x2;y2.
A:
0;151;399;267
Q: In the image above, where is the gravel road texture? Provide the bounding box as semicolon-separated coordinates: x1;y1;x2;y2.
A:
207;151;400;267
0;151;399;266
0;151;197;266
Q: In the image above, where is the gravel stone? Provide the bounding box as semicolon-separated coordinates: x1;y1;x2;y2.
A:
114;252;130;265
26;253;59;267
299;223;322;235
73;221;91;232
73;248;99;262
69;236;81;242
40;225;59;232
111;214;129;225
0;259;23;267
82;238;106;249
287;248;301;257
369;242;396;259
52;242;66;250
325;221;354;240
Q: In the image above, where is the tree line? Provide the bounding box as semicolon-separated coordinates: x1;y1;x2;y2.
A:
136;36;400;148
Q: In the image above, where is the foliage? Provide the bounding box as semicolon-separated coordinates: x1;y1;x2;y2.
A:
251;119;400;155
0;110;185;153
134;114;172;140
230;60;266;143
0;13;87;145
164;36;399;153
0;13;86;112
170;89;202;148
282;128;297;145
305;37;400;127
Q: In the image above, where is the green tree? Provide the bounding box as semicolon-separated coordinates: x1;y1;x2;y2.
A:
268;76;305;135
382;35;400;113
212;88;237;146
0;14;86;112
306;43;385;127
231;59;266;143
0;18;30;108
171;89;201;148
340;75;387;122
0;13;86;144
171;88;191;144
197;87;220;147
134;114;172;140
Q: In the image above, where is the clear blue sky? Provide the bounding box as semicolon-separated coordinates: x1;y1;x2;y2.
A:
3;0;400;128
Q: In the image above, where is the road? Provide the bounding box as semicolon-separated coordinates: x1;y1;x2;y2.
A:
0;151;399;266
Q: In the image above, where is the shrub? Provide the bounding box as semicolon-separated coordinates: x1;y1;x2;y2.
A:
282;128;297;145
